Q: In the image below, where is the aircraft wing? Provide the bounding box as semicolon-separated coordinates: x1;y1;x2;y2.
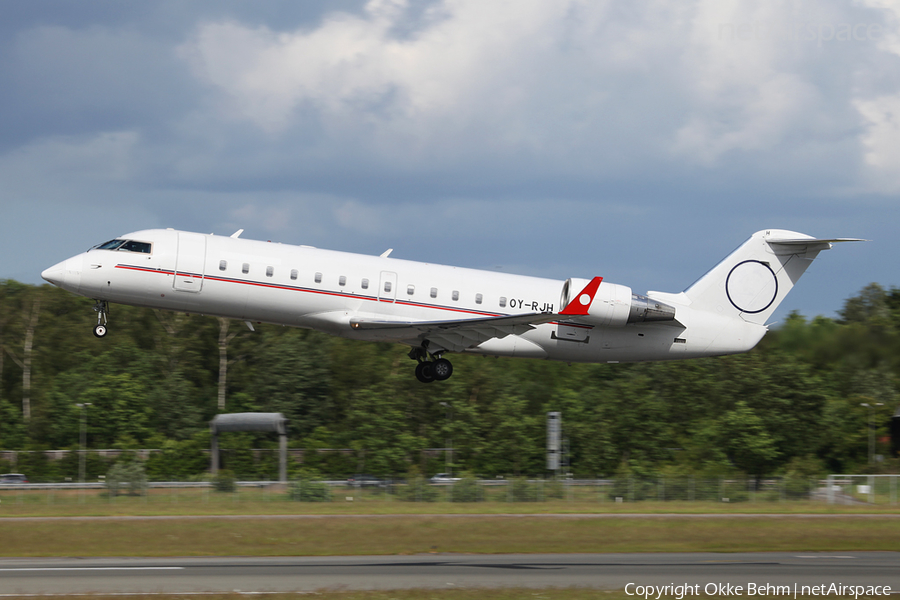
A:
350;312;558;352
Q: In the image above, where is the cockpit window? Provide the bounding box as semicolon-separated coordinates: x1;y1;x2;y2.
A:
96;239;125;250
93;239;151;254
119;241;151;254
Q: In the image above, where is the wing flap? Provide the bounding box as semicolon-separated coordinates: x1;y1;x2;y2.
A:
349;312;557;351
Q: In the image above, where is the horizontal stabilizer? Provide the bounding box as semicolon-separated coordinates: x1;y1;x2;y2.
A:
766;237;867;245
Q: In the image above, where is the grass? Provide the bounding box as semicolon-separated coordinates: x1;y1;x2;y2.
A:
0;514;898;557
1;487;897;559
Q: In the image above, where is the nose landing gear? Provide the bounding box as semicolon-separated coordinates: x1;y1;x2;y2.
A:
93;300;109;338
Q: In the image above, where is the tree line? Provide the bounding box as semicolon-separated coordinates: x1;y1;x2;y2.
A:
0;280;898;481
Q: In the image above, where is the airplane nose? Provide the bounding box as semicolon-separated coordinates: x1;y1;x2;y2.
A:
41;261;67;286
42;255;83;293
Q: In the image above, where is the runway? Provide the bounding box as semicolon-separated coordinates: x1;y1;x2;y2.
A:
0;552;897;594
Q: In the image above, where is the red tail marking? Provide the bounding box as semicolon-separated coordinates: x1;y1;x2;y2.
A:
559;277;603;316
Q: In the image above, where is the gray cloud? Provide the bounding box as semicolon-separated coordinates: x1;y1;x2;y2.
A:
0;0;897;320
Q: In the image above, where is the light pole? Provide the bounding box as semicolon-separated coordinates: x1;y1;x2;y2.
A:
439;402;453;476
860;402;884;464
76;403;92;486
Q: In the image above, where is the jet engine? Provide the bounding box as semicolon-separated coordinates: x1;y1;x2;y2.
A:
559;278;677;327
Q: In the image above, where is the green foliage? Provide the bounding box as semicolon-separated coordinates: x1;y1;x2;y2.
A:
288;478;332;502
144;436;209;481
399;477;439;502
505;478;540;502
543;478;564;500
56;446;112;482
450;476;482;502
212;469;236;493
0;399;26;449
106;459;147;497
782;454;826;498
15;446;61;483
1;280;899;481
296;428;357;477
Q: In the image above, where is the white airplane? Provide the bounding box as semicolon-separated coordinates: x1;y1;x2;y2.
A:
41;228;860;382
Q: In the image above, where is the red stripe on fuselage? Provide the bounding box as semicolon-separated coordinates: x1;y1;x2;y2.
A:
113;263;542;321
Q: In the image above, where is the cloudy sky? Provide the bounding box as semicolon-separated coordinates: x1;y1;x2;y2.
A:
2;0;897;321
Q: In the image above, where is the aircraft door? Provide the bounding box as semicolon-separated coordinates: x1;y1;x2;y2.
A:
378;271;398;303
173;232;207;292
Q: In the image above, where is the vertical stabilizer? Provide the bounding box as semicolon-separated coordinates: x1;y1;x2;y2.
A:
683;230;847;326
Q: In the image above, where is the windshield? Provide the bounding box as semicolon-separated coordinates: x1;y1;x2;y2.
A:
95;239;125;250
92;239;152;254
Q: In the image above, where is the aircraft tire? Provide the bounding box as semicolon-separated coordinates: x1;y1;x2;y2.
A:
93;324;108;338
432;358;453;381
415;361;435;383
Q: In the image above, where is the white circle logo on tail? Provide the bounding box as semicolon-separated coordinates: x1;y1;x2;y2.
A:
725;260;778;314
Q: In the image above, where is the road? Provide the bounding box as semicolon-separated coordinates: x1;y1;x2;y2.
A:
0;552;897;594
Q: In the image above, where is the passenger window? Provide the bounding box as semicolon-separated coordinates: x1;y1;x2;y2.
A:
384;281;392;293
242;263;250;274
475;293;483;304
362;278;369;289
452;290;459;302
315;272;322;284
339;276;347;287
219;260;227;271
290;269;298;281
407;284;415;295
266;266;274;278
430;287;437;299
499;296;507;308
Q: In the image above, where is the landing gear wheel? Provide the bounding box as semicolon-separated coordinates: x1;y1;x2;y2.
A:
92;300;109;338
415;361;435;383
432;358;453;381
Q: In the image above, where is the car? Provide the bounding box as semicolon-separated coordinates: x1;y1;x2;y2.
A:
429;473;461;484
347;474;386;488
0;473;28;484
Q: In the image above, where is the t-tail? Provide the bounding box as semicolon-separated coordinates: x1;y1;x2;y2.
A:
646;230;864;357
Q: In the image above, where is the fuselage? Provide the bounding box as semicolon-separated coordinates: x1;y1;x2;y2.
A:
41;228;773;366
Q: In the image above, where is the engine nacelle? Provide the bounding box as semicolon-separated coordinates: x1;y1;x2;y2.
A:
560;278;677;327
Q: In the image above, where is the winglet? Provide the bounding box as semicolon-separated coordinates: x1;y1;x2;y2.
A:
231;229;244;239
559;277;603;316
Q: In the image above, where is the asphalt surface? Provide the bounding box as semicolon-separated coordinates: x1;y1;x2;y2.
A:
0;552;897;594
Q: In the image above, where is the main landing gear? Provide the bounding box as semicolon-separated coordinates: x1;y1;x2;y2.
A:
415;357;453;383
92;300;109;338
411;345;453;383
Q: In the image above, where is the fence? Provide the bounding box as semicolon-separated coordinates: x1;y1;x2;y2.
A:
3;477;894;505
826;474;900;505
